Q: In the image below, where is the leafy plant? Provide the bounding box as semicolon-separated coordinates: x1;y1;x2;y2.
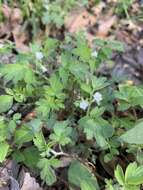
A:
114;162;143;190
1;33;143;189
115;0;134;19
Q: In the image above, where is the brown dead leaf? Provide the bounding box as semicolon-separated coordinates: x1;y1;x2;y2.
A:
12;25;29;52
65;8;96;33
86;32;95;47
2;5;23;26
1;4;28;51
11;8;23;26
96;15;117;38
116;30;138;45
2;5;11;19
0;23;11;38
20;173;42;190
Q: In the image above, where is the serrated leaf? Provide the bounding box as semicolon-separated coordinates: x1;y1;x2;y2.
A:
38;158;60;186
1;64;36;85
49;121;72;146
0;120;8;142
79;118;113;149
69;62;89;80
91;76;109;91
0;141;9;162
33;132;46;151
0;95;13;113
28;119;42;134
90;107;105;118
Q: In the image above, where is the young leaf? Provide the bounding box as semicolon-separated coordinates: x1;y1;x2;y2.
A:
33;132;46;151
125;162;138;184
0;141;9;163
37;158;60;186
115;165;125;185
125;162;143;185
1;64;36;85
0;95;13;113
49;121;72;146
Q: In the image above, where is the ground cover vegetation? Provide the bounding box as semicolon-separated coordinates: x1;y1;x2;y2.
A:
1;0;143;190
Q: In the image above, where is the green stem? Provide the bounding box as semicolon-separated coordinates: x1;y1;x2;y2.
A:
87;90;94;116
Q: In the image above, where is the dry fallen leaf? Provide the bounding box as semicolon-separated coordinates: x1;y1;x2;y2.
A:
86;32;95;47
12;26;29;52
65;8;96;33
0;23;11;39
92;2;106;16
96;15;117;38
2;4;11;19
11;8;23;26
20;173;42;190
1;4;28;52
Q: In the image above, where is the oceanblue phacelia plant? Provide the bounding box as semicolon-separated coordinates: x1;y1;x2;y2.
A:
1;33;143;190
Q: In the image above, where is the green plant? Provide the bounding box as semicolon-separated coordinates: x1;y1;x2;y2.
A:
115;0;134;19
1;33;143;189
114;162;143;190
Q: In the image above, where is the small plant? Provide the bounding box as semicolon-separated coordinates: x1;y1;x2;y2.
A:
106;162;143;190
115;0;134;19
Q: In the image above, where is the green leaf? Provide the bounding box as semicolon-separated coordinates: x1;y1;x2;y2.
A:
0;119;8;142
120;120;143;144
80;83;92;94
125;162;143;185
68;161;99;190
0;95;13;113
28;119;42;134
91;76;109;91
115;165;125;185
115;85;143;110
69;62;89;80
12;147;40;169
33;132;46;151
79;117;113;149
90;107;105;118
81;180;97;190
137;150;143;164
37;158;60;186
125;162;137;183
14;125;33;147
22;146;40;168
12;150;25;163
49;121;72;146
0;141;9;162
1;64;36;84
